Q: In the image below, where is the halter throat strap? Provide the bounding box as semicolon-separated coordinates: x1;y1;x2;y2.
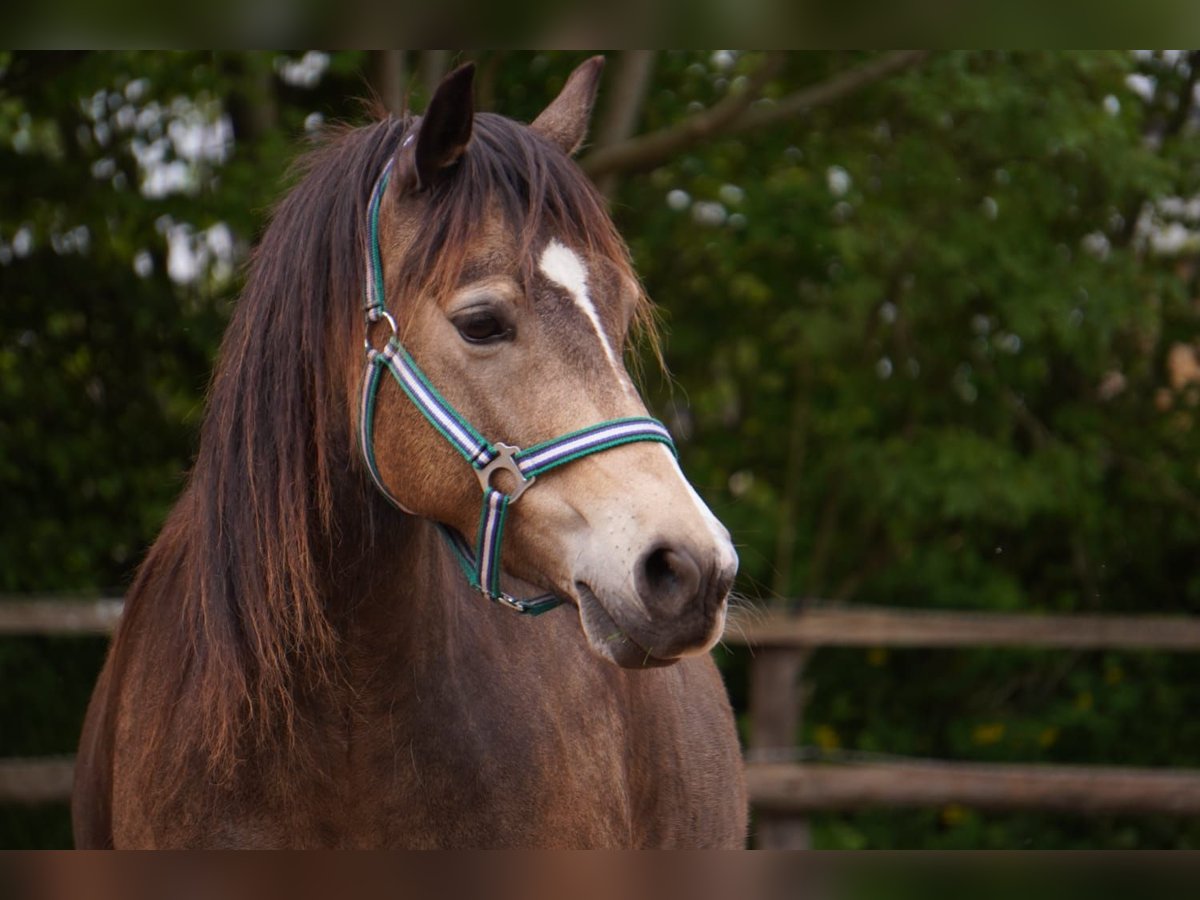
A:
358;156;675;615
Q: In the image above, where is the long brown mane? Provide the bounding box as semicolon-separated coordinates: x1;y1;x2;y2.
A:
118;111;655;795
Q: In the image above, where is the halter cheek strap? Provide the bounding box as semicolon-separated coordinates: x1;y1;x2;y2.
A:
359;156;676;615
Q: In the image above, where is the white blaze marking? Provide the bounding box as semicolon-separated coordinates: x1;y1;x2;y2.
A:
659;445;739;574
539;240;627;381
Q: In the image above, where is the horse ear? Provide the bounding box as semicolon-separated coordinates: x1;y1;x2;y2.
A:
397;62;476;191
531;56;605;156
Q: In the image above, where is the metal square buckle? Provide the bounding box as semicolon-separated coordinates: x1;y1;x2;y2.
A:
475;442;535;502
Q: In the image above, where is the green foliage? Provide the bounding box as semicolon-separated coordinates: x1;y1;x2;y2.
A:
4;51;1200;848
619;51;1200;848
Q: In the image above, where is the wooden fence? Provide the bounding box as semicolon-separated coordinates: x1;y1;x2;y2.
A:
5;597;1200;848
724;606;1200;847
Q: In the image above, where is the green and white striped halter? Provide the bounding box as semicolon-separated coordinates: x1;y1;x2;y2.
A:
359;155;676;615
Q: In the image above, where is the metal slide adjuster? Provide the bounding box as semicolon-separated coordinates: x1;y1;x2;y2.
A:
491;591;528;612
475;442;534;502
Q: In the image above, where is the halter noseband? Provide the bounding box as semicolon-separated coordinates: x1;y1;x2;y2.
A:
359;156;676;615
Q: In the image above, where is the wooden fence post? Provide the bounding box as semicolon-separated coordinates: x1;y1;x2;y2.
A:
748;647;810;848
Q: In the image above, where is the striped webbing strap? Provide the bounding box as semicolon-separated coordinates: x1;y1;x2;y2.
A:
358;155;675;615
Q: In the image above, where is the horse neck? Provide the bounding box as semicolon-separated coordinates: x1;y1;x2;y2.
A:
325;498;469;669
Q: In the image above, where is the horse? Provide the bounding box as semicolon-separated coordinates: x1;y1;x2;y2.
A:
72;57;746;848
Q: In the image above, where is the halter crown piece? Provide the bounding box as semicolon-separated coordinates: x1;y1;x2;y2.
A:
359;155;677;615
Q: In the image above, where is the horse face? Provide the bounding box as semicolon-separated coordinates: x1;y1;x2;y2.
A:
366;60;737;667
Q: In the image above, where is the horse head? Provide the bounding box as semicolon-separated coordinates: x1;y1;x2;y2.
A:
362;59;738;668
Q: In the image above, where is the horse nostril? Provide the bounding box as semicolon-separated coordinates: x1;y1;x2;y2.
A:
636;544;703;616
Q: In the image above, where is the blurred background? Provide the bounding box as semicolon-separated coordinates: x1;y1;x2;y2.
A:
3;50;1200;849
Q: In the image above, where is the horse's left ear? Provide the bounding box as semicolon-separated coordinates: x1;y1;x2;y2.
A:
397;62;476;191
531;56;605;156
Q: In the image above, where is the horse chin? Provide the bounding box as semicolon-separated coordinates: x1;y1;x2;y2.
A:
572;583;685;669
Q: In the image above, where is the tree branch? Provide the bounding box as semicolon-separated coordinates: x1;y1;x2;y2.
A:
580;52;786;180
771;360;811;601
731;50;928;135
1115;50;1200;248
806;479;845;599
1161;50;1200;139
580;50;928;180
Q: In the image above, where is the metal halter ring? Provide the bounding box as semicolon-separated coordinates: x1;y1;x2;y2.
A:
364;309;399;353
475;442;535;503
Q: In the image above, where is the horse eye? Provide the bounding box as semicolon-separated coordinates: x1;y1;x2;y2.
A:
454;311;513;344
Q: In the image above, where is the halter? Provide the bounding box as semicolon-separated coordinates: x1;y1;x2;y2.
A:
359;156;676;615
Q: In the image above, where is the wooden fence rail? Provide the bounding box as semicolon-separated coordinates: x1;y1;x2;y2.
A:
725;605;1200;651
10;598;1200;650
7;753;1200;816
0;597;122;636
746;760;1200;816
0;758;74;805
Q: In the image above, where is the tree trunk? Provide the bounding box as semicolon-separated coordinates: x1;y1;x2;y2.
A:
369;51;407;115
591;51;656;197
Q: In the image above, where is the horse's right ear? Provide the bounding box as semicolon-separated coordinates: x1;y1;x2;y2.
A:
394;62;476;192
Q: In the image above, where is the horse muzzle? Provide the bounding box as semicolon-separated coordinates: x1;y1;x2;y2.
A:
572;534;737;669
